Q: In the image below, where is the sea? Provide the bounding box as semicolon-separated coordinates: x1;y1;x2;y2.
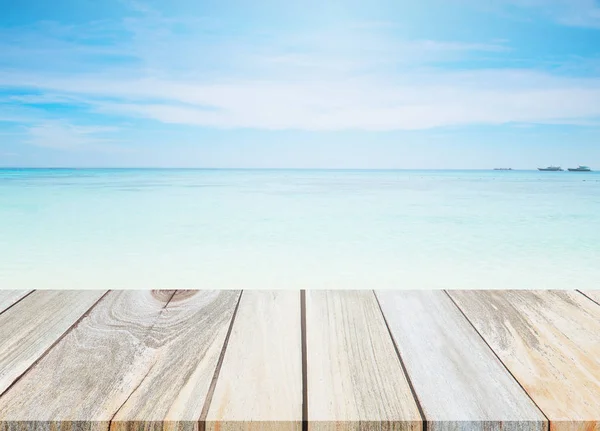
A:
1;168;599;290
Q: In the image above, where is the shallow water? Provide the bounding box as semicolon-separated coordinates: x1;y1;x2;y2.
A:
1;169;599;289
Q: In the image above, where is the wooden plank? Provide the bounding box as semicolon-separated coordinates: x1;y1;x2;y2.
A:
448;290;600;431
111;291;241;430
580;290;600;306
112;290;240;431
306;290;422;431
0;290;240;431
206;290;302;431
376;290;546;431
0;290;32;314
0;290;107;395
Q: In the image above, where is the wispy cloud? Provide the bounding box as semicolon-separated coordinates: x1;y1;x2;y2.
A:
1;1;599;137
25;122;120;150
3;66;600;131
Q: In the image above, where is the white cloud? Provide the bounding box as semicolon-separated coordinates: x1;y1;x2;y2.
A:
3;68;600;131
26;122;119;150
1;4;599;134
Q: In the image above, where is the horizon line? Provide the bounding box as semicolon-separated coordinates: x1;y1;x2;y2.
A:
0;167;577;171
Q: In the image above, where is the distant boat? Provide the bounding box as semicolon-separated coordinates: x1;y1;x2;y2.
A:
538;166;563;171
568;165;592;172
494;168;513;171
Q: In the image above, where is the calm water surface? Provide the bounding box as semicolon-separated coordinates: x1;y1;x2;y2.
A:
1;169;599;289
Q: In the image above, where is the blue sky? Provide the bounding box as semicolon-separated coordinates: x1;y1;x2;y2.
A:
1;0;600;168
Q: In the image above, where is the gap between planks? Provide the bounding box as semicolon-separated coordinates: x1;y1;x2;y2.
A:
301;290;308;431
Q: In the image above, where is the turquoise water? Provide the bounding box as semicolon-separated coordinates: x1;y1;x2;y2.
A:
1;169;599;289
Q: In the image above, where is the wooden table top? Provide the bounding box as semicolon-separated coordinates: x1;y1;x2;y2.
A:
0;290;598;431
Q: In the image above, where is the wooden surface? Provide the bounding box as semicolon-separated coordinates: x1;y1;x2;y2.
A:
0;290;240;431
0;290;107;395
0;290;32;314
448;290;600;431
0;289;599;431
206;291;302;431
305;290;422;431
0;290;170;429
376;290;546;431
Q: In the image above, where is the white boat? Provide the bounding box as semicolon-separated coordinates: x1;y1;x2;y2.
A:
568;166;592;172
538;166;563;171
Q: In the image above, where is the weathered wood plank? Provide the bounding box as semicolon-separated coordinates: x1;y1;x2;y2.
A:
205;291;302;431
112;290;240;431
0;290;240;431
376;290;546;431
0;290;32;314
580;290;600;306
448;290;600;431
306;290;422;431
0;290;107;395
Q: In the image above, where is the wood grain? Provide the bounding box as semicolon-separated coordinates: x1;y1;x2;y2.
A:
376;290;546;431
205;291;302;431
580;291;600;306
112;290;240;431
0;290;240;431
448;290;600;431
306;290;422;431
0;290;107;395
0;290;32;314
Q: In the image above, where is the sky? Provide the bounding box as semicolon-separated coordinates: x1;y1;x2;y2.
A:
1;0;600;169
